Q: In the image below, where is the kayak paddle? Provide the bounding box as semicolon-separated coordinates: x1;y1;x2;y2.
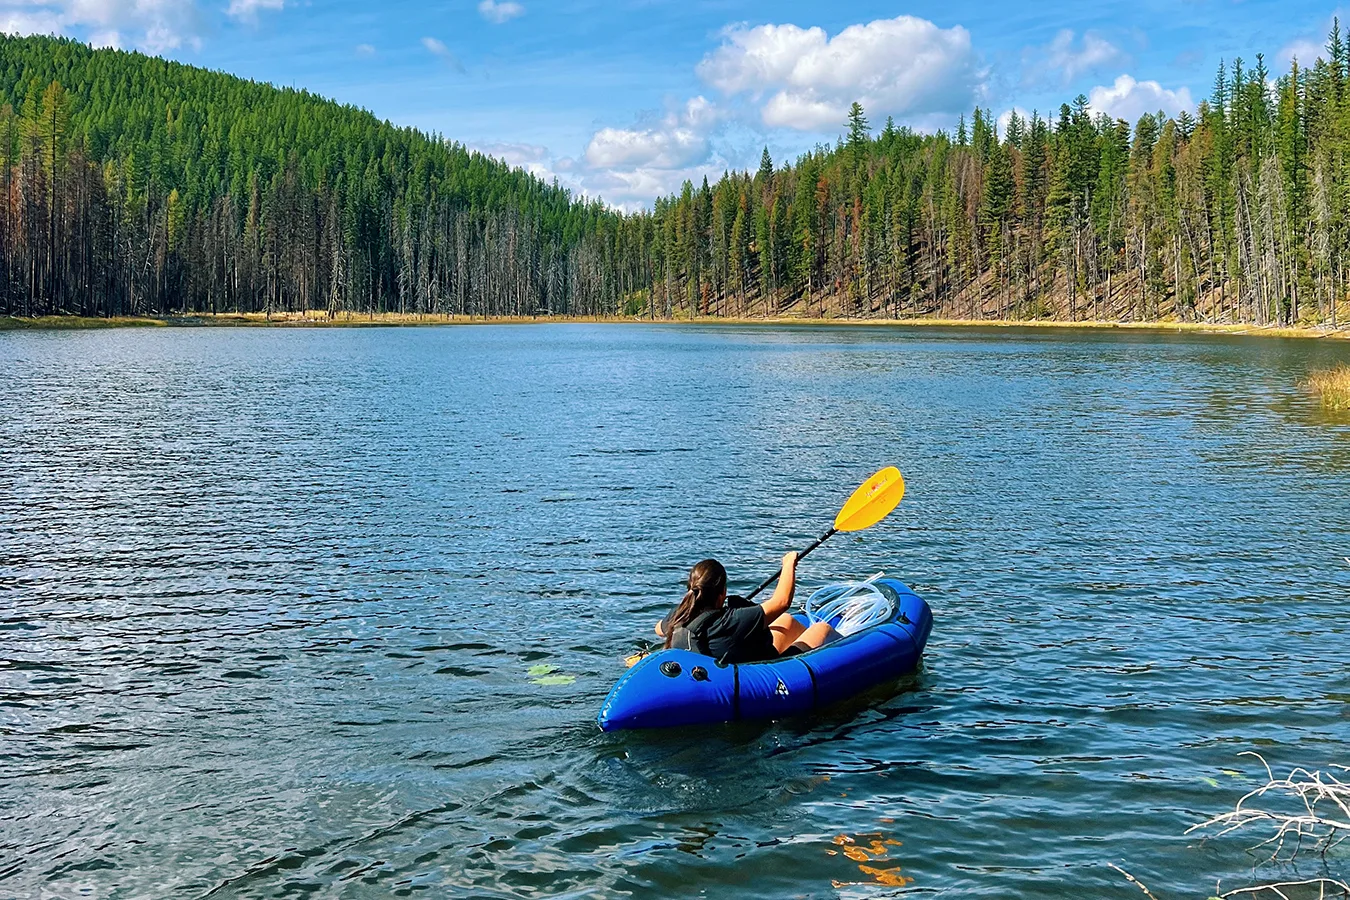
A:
743;466;906;601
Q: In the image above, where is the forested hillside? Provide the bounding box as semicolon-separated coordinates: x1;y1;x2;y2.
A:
655;26;1350;327
0;34;633;317
4;27;1350;325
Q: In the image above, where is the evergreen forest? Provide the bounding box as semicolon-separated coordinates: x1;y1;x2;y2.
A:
4;28;1350;325
0;34;629;318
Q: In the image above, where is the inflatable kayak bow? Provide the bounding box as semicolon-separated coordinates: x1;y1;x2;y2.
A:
597;576;932;731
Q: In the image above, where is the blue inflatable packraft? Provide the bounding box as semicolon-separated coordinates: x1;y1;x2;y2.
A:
597;577;933;731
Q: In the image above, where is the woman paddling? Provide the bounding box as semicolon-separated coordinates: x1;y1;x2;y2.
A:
655;553;838;664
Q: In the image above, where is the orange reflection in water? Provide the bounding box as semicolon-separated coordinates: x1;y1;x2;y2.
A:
827;832;912;889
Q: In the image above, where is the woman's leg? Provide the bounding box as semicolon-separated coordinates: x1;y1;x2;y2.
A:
788;621;838;653
768;613;806;653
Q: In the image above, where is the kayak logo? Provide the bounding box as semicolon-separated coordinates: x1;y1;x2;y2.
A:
775;678;789;697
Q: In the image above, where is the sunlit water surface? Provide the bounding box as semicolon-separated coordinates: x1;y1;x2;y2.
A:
2;324;1348;899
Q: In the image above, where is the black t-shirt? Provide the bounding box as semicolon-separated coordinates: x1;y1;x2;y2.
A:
663;596;776;664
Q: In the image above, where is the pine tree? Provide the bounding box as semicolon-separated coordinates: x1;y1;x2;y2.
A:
1020;112;1048;226
755;202;772;301
792;156;820;296
1005;110;1025;148
1212;60;1229;121
1175;110;1196;139
757;147;773;184
1330;17;1345;105
846;101;869;155
982;140;1014;292
770;195;789;304
37;81;69;182
729;193;748;298
881;115;897;143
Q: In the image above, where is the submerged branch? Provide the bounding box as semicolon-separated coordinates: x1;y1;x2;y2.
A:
1109;753;1348;900
1217;878;1350;899
1186;752;1350;864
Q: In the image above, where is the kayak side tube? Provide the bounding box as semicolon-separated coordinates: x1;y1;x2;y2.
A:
597;578;932;731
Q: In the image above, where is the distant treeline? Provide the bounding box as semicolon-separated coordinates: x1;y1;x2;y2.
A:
651;25;1350;326
0;35;635;318
4;28;1350;325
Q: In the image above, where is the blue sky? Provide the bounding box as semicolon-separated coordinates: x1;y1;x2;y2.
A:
1;0;1342;207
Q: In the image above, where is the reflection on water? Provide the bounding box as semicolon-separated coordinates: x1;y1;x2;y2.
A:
1;324;1348;899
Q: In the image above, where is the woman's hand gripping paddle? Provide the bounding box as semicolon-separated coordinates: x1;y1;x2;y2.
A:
742;466;906;602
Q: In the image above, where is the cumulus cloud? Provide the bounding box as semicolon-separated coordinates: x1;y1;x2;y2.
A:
1088;74;1193;123
477;0;522;24
501;96;729;208
226;0;283;24
1024;29;1126;85
761;91;841;131
696;16;983;132
585;96;719;170
575;161;734;211
0;0;203;52
0;9;65;37
471;128;733;210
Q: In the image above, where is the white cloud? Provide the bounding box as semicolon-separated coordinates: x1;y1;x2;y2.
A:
1025;29;1127;85
472;141;559;179
761;91;841;131
472;96;726;208
88;28;120;47
226;0;282;24
421;35;465;70
585;127;703;170
477;0;522;24
1275;14;1348;70
0;0;202;52
1088;74;1194;123
585;96;720;169
1278;37;1324;68
575;161;733;211
0;10;65;36
466;142;659;211
696;16;983;132
355;42;374;56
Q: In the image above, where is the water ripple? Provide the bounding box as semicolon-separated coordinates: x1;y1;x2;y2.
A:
1;324;1348;898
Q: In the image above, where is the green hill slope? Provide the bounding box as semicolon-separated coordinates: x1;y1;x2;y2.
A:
0;34;637;317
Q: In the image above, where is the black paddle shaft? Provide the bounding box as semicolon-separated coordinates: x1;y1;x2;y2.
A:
743;527;838;602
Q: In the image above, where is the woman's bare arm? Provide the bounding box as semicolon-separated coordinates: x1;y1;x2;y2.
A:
759;551;798;622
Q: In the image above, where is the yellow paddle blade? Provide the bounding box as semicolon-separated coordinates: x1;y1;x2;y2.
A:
833;466;905;532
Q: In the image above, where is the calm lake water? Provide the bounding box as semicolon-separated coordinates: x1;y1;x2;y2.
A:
2;323;1349;899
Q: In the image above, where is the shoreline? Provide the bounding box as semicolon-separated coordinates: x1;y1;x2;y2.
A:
2;311;1348;340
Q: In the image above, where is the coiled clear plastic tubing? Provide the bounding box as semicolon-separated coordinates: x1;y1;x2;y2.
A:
802;573;894;635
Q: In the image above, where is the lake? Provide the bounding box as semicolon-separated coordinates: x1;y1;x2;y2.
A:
2;323;1348;899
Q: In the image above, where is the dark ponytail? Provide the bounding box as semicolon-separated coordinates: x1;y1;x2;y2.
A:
664;559;728;649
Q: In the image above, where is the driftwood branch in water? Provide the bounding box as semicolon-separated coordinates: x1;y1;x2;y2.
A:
1186;752;1350;864
1108;753;1349;899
